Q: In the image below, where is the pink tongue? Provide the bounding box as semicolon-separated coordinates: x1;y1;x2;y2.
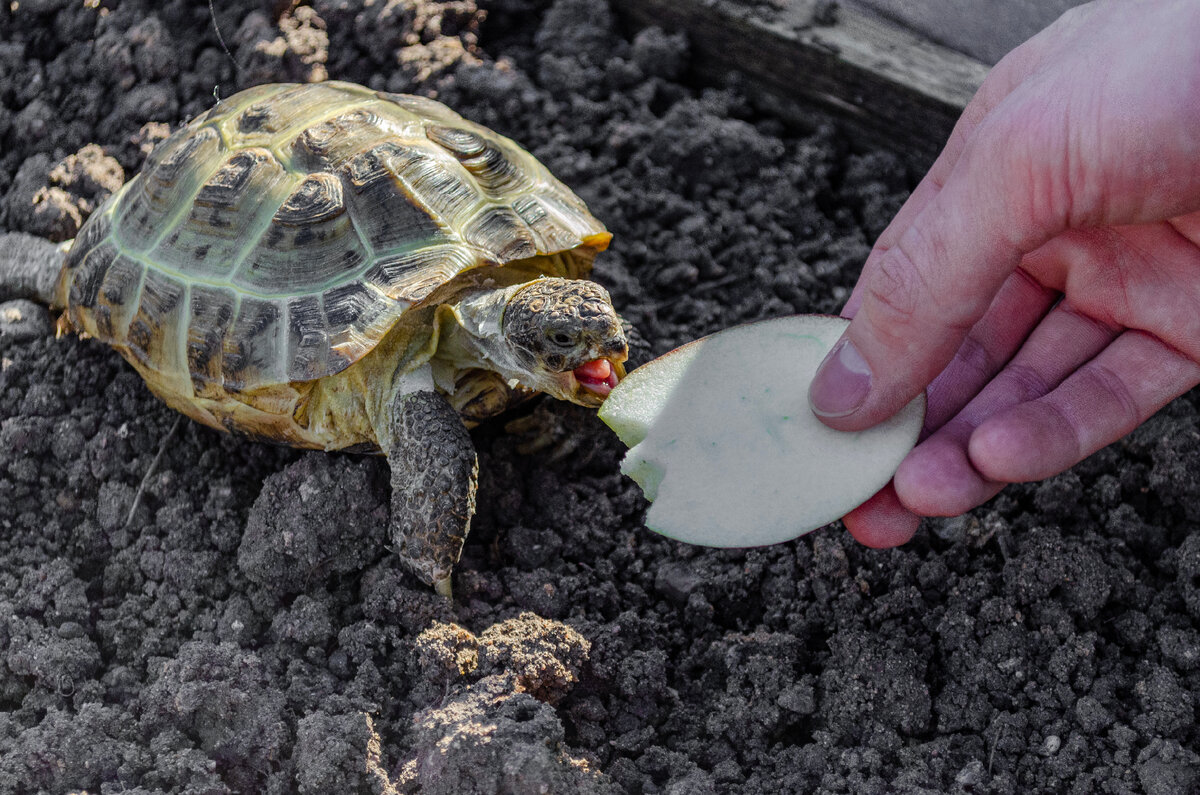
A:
575;359;617;395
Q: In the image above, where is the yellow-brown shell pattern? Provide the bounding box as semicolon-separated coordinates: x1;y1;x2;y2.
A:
59;81;610;397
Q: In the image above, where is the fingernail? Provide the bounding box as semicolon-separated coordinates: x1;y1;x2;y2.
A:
809;338;872;418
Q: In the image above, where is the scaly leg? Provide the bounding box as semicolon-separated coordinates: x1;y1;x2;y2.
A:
386;387;478;597
0;233;67;305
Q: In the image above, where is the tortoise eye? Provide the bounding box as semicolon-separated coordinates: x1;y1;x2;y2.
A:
547;330;575;347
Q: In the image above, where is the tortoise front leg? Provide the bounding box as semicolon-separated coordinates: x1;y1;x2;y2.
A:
386;388;478;597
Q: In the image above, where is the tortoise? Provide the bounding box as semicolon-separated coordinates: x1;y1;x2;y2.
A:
0;81;628;596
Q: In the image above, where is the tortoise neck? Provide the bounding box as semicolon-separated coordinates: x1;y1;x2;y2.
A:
436;283;527;380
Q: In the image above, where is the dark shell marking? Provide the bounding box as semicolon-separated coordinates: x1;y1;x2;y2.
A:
59;81;609;399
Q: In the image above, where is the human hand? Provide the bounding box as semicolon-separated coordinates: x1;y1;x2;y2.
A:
807;0;1200;547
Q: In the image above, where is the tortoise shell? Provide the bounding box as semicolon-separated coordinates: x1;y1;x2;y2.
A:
57;81;611;400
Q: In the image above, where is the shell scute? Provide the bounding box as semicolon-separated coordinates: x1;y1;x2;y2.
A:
193;150;269;210
64;208;108;266
462;206;537;262
323;281;388;328
125;270;187;378
239;222;369;295
383;144;482;229
91;256;144;340
144;126;221;187
236;102;276;135
364;246;474;304
155;148;290;282
286;294;339;381
340;143;450;255
274;173;345;226
513;196;578;254
65;239;152;346
187;285;238;397
323;282;395;363
67;239;118;315
221;298;284;391
428;125;530;195
114;127;222;253
222;82;360;148
291;108;392;170
426;125;487;158
373;91;462;124
233;172;366;295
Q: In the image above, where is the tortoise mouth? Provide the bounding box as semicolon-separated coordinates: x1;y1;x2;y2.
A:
571;357;626;405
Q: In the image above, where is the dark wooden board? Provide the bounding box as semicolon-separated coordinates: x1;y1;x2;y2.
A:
853;0;1083;65
611;0;991;169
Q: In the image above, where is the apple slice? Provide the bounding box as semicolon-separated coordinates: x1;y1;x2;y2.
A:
598;315;925;547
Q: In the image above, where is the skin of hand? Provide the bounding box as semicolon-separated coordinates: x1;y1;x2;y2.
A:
806;0;1200;547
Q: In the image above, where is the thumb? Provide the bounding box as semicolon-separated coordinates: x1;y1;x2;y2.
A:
808;90;1071;432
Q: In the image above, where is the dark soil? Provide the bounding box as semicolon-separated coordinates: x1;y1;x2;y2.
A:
3;1;1200;793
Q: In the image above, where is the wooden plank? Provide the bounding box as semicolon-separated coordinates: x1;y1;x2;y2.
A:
611;0;991;169
851;0;1083;65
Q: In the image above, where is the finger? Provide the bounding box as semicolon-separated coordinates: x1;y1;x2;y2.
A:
895;433;1005;518
842;482;920;548
843;177;949;320
970;330;1200;482
841;245;1089;542
895;300;1119;516
921;268;1057;431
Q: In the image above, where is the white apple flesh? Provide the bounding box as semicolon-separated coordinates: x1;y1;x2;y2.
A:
598;315;925;547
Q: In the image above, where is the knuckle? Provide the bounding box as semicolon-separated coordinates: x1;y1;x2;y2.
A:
864;243;926;326
1057;297;1123;338
998;362;1052;404
976;110;1048;214
1084;360;1143;433
893;224;977;327
947;331;996;384
862;227;977;359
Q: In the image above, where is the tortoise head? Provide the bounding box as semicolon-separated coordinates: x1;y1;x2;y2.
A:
502;278;628;407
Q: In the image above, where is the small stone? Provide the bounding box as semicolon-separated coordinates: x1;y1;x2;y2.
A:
955;760;985;787
655;561;702;603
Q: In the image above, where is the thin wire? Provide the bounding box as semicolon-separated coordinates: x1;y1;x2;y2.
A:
124;416;182;527
207;0;241;92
